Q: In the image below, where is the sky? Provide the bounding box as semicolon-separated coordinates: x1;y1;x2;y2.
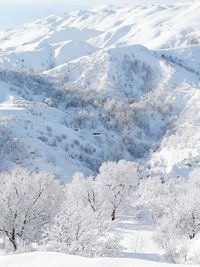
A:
0;0;189;30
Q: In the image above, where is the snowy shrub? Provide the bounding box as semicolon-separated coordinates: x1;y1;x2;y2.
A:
43;203;118;257
101;99;135;131
38;136;48;143
0;126;26;170
73;109;96;129
187;37;200;45
52;90;67;105
123;135;150;158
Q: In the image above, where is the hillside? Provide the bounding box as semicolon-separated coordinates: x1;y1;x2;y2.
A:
0;2;199;179
0;1;199;72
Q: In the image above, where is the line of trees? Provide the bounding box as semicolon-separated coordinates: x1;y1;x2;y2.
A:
138;169;200;263
1;160;199;262
0;160;140;255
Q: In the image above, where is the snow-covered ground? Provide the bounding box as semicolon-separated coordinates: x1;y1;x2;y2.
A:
112;211;162;261
0;207;198;267
0;252;195;267
0;212;193;267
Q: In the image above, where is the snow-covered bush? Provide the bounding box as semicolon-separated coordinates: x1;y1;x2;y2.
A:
73;109;96;129
0;126;26;170
101;99;135;131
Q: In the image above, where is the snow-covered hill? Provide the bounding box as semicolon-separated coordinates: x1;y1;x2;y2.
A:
0;1;200;178
0;1;199;72
46;45;162;101
0;2;199;179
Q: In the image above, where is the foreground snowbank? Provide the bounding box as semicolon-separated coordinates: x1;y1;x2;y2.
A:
0;252;194;267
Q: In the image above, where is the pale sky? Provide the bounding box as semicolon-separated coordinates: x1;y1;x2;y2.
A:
0;0;189;30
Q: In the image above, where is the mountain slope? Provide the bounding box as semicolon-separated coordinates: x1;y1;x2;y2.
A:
0;49;170;178
46;45;162;101
0;1;199;72
0;2;199;178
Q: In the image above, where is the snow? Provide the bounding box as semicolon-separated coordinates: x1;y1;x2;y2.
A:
151;84;200;175
0;2;199;72
53;40;99;66
0;1;199;179
0;251;195;267
0;202;177;266
0;82;25;116
0;2;200;265
156;46;200;77
46;44;162;100
113;212;161;261
0;196;197;266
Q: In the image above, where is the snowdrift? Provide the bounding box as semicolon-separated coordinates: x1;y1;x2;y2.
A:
0;252;194;267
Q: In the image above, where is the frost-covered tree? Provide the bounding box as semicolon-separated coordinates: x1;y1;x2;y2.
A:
138;175;172;221
139;168;200;263
96;160;139;221
43;172;120;256
0;126;25;170
0;166;62;251
70;172;104;213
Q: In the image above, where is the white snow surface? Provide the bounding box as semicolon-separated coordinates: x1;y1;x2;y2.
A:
0;252;194;267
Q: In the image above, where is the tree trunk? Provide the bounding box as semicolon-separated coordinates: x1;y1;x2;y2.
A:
189;232;195;239
10;232;17;251
6;229;17;251
111;209;116;221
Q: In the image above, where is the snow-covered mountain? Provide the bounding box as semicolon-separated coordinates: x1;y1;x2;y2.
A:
0;1;199;72
0;1;199;179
